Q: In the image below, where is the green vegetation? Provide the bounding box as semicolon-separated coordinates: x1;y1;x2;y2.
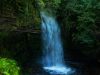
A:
0;0;41;30
0;58;20;75
58;0;99;43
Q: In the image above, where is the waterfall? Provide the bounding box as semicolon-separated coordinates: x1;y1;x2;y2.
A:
41;11;71;74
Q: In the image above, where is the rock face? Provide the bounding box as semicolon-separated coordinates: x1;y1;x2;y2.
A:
0;0;41;31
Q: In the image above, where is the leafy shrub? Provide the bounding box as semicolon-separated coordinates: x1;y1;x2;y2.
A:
58;0;98;45
0;58;20;75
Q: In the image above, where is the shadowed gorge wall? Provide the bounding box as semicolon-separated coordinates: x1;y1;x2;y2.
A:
0;32;41;68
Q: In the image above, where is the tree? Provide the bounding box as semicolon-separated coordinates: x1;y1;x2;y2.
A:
58;0;99;45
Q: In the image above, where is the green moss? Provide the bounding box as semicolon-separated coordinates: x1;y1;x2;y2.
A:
0;58;20;75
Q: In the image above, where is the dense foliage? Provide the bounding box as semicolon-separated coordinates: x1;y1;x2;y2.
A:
0;0;40;30
0;58;20;75
58;0;99;44
57;0;100;56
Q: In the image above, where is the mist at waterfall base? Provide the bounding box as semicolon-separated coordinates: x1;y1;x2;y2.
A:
41;11;73;75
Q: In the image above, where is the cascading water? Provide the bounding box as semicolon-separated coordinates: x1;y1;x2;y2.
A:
41;11;72;74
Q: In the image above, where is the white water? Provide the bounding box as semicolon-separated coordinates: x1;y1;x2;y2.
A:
41;11;72;74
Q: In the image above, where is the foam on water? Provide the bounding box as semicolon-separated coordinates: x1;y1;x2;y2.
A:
43;66;71;74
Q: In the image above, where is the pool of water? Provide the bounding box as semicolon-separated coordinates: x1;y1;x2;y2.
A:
22;61;100;75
